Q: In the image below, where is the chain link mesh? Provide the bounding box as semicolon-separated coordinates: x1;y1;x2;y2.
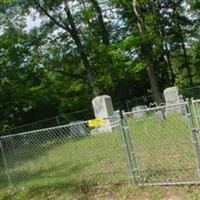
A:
0;116;129;189
123;102;200;185
1;101;200;189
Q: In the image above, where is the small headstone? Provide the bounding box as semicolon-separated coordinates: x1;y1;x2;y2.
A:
110;110;120;129
164;86;186;116
92;95;114;133
155;110;165;122
132;105;148;119
69;121;88;137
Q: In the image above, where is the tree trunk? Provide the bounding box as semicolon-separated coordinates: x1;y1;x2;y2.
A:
159;25;176;85
164;42;176;85
64;1;100;96
90;0;110;45
149;0;176;87
155;0;175;86
176;19;193;86
34;0;100;96
141;43;162;104
132;0;161;104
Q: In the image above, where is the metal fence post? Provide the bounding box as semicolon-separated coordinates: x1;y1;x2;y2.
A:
191;99;200;145
0;139;12;187
191;129;200;176
191;98;200;129
187;99;200;176
119;111;139;184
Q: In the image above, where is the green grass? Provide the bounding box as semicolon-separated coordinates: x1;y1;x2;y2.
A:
0;130;128;199
1;113;200;200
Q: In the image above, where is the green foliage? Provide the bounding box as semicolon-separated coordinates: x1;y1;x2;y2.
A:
1;0;200;130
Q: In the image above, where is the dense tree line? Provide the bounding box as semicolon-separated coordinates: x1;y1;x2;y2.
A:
0;0;200;131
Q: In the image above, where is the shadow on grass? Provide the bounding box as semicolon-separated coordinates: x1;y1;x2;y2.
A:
3;137;68;168
0;172;8;191
0;157;9;191
8;160;94;187
1;158;127;200
2;178;125;200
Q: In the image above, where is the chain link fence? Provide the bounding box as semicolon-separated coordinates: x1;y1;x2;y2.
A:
0;114;130;190
125;86;200;111
0;108;94;137
123;101;200;186
1;100;200;190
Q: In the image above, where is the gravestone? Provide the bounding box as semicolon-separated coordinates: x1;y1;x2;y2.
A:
92;95;114;133
69;121;88;137
132;105;148;119
111;110;121;129
154;110;165;122
164;86;186;116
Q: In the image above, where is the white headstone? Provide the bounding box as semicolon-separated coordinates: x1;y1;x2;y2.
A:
132;105;148;119
92;95;114;133
155;110;165;122
69;121;88;137
164;87;180;104
164;87;186;116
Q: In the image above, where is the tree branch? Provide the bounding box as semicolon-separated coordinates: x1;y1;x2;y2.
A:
32;0;71;33
63;0;74;29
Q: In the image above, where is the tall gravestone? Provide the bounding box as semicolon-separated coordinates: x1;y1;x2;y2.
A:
92;95;114;133
164;86;187;116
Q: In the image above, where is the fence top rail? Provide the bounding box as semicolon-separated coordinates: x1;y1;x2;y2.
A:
192;99;200;103
0;120;88;139
0;114;120;139
123;101;188;116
